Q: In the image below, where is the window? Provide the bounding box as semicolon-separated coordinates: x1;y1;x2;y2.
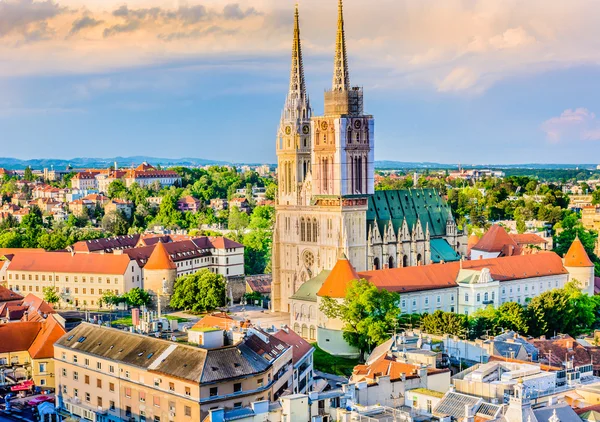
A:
97;362;102;370
153;396;160;407
185;406;191;417
109;383;115;392
484;292;489;302
185;386;191;396
97;397;103;407
39;363;47;373
62;368;67;377
210;387;218;397
85;392;90;402
465;293;469;302
97;379;102;388
139;391;146;402
424;297;429;306
476;293;481;302
84;375;89;385
427;399;432;413
109;365;115;374
125;388;131;398
234;383;242;393
125;371;130;379
126;406;131;417
437;295;441;304
109;401;115;411
401;300;406;308
74;388;78;398
492;292;495;301
62;385;67;394
257;378;264;387
233;402;242;409
73;355;78;363
73;371;78;381
84;358;89;366
169;382;175;391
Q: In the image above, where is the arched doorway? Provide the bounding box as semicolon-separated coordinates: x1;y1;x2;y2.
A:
402;255;408;267
373;257;380;270
417;254;422;265
388;256;394;269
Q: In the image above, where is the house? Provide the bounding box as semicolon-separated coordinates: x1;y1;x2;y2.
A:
0;314;66;389
272;327;315;394
210;198;228;211
105;198;134;219
230;197;251;214
123;163;180;188
177;196;202;213
71;171;100;190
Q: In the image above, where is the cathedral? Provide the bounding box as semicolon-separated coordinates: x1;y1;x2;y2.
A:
271;1;466;313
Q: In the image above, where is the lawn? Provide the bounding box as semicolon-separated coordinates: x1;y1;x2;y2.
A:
311;343;359;377
111;317;133;327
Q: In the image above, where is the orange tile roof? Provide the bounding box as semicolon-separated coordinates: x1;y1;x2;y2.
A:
564;236;594;267
192;313;237;331
472;224;519;254
7;251;133;275
352;354;419;383
316;255;360;298
510;233;548;245
28;314;66;359
0;321;41;353
144;241;177;270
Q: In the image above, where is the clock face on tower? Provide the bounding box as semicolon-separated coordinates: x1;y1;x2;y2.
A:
285;126;292;136
354;120;362;130
321;121;329;131
302;125;310;135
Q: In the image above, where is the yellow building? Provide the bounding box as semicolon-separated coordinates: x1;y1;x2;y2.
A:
55;323;292;421
0;314;66;390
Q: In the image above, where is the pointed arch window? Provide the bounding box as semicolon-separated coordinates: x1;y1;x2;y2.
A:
312;218;318;242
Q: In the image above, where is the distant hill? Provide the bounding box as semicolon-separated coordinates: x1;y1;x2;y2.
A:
0;156;595;171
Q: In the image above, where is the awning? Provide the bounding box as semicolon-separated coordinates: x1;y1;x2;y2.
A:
11;380;34;391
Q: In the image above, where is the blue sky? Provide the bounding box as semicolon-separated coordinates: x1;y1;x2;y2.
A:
1;0;600;164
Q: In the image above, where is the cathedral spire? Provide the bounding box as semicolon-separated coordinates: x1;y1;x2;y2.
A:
289;3;306;100
332;0;350;92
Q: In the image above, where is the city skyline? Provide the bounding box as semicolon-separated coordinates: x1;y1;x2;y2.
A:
1;0;600;164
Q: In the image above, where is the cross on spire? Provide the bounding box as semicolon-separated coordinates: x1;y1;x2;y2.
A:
289;3;306;100
332;0;350;91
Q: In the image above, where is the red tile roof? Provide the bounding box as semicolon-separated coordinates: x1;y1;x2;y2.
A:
564;236;594;267
7;251;133;275
144;241;177;270
510;233;548;246
328;253;568;298
0;286;23;302
246;275;272;294
273;327;313;365
28;314;66;359
191;312;238;331
317;255;360;298
0;321;41;353
530;335;600;371
472;224;519;255
352;354;420;383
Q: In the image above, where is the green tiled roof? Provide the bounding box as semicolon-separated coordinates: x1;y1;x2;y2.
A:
290;270;331;302
430;238;461;263
367;189;452;237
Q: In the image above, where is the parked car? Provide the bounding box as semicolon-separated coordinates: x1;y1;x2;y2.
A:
26;395;54;406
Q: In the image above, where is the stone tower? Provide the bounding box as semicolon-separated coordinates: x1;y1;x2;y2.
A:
143;241;177;311
272;0;375;313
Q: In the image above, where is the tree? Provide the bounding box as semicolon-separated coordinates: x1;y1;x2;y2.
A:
249;206;275;230
43;286;60;305
170;270;226;312
123;288;151;307
23;166;34;182
320;279;401;361
496;302;529;334
107;180;127;199
101;211;130;235
421;310;469;338
229;206;250;231
99;290;119;308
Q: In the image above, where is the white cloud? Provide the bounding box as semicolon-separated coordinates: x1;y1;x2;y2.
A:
541;108;600;143
437;67;479;92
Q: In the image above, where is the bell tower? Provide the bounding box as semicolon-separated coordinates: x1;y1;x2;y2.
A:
276;4;312;206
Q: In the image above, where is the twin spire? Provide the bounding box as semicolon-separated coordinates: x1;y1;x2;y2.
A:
288;0;351;100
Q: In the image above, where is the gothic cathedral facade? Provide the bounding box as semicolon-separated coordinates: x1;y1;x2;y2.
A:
271;1;466;313
272;1;374;313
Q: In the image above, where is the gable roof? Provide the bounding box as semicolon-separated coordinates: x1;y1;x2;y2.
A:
28;314;67;359
7;251;133;275
472;224;519;254
273;328;314;365
367;189;452;237
0;286;23;302
56;323;207;382
0;321;41;354
191;313;237;331
510;233;548;246
564;236;594;267
144;241;176;270
316;256;360;298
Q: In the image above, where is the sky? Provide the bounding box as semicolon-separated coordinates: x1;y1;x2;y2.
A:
1;0;600;164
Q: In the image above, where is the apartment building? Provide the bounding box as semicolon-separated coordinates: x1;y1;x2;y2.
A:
55;324;292;421
0;314;66;389
3;252;142;307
